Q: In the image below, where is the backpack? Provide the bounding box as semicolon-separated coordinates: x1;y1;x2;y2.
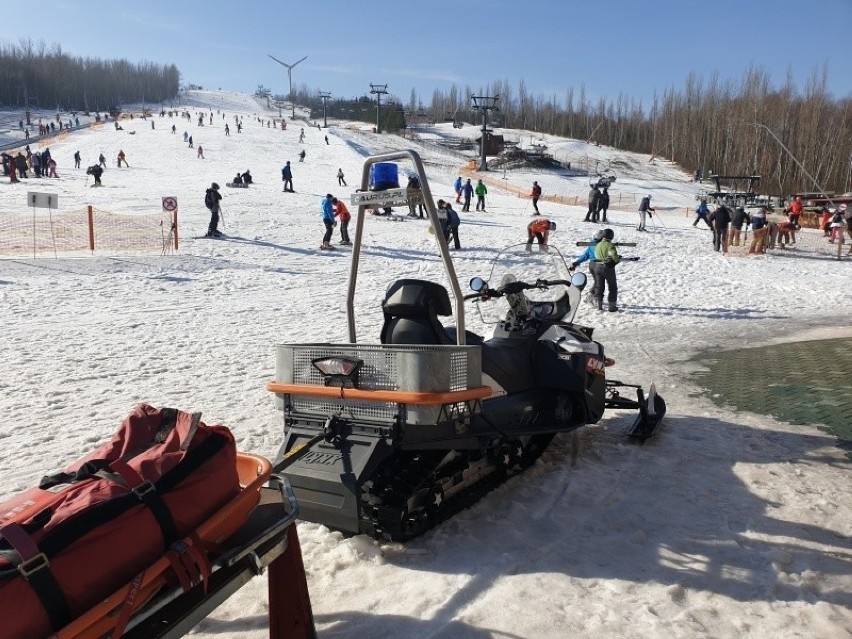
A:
204;189;215;210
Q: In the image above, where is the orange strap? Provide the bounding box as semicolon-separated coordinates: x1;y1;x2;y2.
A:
266;382;491;405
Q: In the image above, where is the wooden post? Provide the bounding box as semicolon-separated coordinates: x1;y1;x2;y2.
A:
268;525;316;639
87;205;95;252
173;209;179;250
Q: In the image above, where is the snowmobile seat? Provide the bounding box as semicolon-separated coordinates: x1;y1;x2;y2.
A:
380;279;453;346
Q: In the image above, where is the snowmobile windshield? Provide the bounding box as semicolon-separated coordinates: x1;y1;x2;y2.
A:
475;243;580;324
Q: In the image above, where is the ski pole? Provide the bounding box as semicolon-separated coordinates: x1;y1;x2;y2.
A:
219;205;225;229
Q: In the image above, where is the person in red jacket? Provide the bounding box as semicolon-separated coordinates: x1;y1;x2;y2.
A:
332;197;351;245
786;195;803;227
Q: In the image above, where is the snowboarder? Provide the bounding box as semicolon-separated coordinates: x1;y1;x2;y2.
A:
320;194;336;250
475;179;487;211
224;123;230;136
205;183;223;237
592;228;621;311
282;161;294;192
232;172;243;185
337;168;346;186
530;181;542;214
332;197;351;245
98;153;107;169
638;195;654;231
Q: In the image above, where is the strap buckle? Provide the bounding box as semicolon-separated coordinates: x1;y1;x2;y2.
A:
132;480;156;499
18;552;49;578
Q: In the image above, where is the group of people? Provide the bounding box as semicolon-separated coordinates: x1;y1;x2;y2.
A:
2;147;58;180
319;193;351;249
452;177;487;212
584;183;611;223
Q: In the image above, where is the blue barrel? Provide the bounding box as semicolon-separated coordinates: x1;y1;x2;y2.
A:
369;162;399;191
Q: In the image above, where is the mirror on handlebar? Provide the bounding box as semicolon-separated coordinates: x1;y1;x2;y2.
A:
470;276;487;292
571;271;587;290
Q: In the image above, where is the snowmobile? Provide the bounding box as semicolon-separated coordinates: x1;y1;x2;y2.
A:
267;150;666;541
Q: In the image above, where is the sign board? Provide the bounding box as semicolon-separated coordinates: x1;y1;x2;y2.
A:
162;196;178;212
27;192;59;209
350;188;411;209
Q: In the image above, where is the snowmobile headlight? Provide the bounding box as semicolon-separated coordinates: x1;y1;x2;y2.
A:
312;357;363;388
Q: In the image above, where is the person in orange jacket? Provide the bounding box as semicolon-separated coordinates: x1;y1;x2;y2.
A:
527;217;552;246
332;197;351;245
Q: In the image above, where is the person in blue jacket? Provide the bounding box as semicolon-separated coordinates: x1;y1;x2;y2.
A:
453;176;463;203
571;230;604;304
693;199;712;228
461;179;474;211
320;194;336;250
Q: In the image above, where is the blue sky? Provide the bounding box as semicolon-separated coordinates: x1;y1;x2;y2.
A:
5;0;852;109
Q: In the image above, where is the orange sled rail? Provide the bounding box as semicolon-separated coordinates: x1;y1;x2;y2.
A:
266;381;493;405
54;452;273;639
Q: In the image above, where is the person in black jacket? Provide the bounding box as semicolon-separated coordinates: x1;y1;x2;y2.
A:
708;204;732;253
205;183;222;237
585;186;600;222
728;206;750;247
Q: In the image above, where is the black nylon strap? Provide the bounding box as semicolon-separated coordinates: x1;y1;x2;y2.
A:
21;555;73;631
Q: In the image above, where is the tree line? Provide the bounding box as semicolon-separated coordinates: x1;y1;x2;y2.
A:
0;39;179;114
295;66;851;197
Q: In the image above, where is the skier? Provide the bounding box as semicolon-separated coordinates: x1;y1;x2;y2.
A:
299;128;305;143
320;194;336;250
693;200;711;228
224;123;230;136
98;153;107;168
571;229;605;304
461;179;474;212
325;135;329;145
748;206;768;254
117;150;128;167
337;168;347;186
453;176;463;203
188;135;193;148
530;181;542;215
475;179;487;211
87;164;103;186
592;228;621;311
282;161;294;192
197;145;204;159
73;150;81;169
597;187;610;222
332;197;351;245
204;182;223;237
298;149;306;163
585;186;600;222
637;195;654;231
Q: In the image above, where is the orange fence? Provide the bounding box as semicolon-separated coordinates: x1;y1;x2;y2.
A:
0;206;178;257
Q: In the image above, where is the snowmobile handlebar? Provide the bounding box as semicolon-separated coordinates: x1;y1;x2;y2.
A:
464;278;570;301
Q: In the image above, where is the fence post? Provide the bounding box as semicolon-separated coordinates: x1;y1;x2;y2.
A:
87;205;95;252
173;209;179;250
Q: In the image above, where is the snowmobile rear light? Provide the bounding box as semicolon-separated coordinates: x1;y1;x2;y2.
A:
312;356;363;388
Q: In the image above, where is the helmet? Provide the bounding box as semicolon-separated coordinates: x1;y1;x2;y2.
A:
602;228;614;240
211;182;219;190
593;229;605;241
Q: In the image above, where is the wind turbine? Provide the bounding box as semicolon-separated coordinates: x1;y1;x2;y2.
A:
268;54;308;120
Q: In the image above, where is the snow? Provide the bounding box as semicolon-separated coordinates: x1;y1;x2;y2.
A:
1;89;851;639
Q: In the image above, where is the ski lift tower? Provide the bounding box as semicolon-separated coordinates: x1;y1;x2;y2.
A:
268;54;308;120
370;84;388;133
471;94;499;171
318;91;331;128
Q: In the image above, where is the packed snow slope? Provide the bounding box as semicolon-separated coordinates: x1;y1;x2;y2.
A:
1;90;850;639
